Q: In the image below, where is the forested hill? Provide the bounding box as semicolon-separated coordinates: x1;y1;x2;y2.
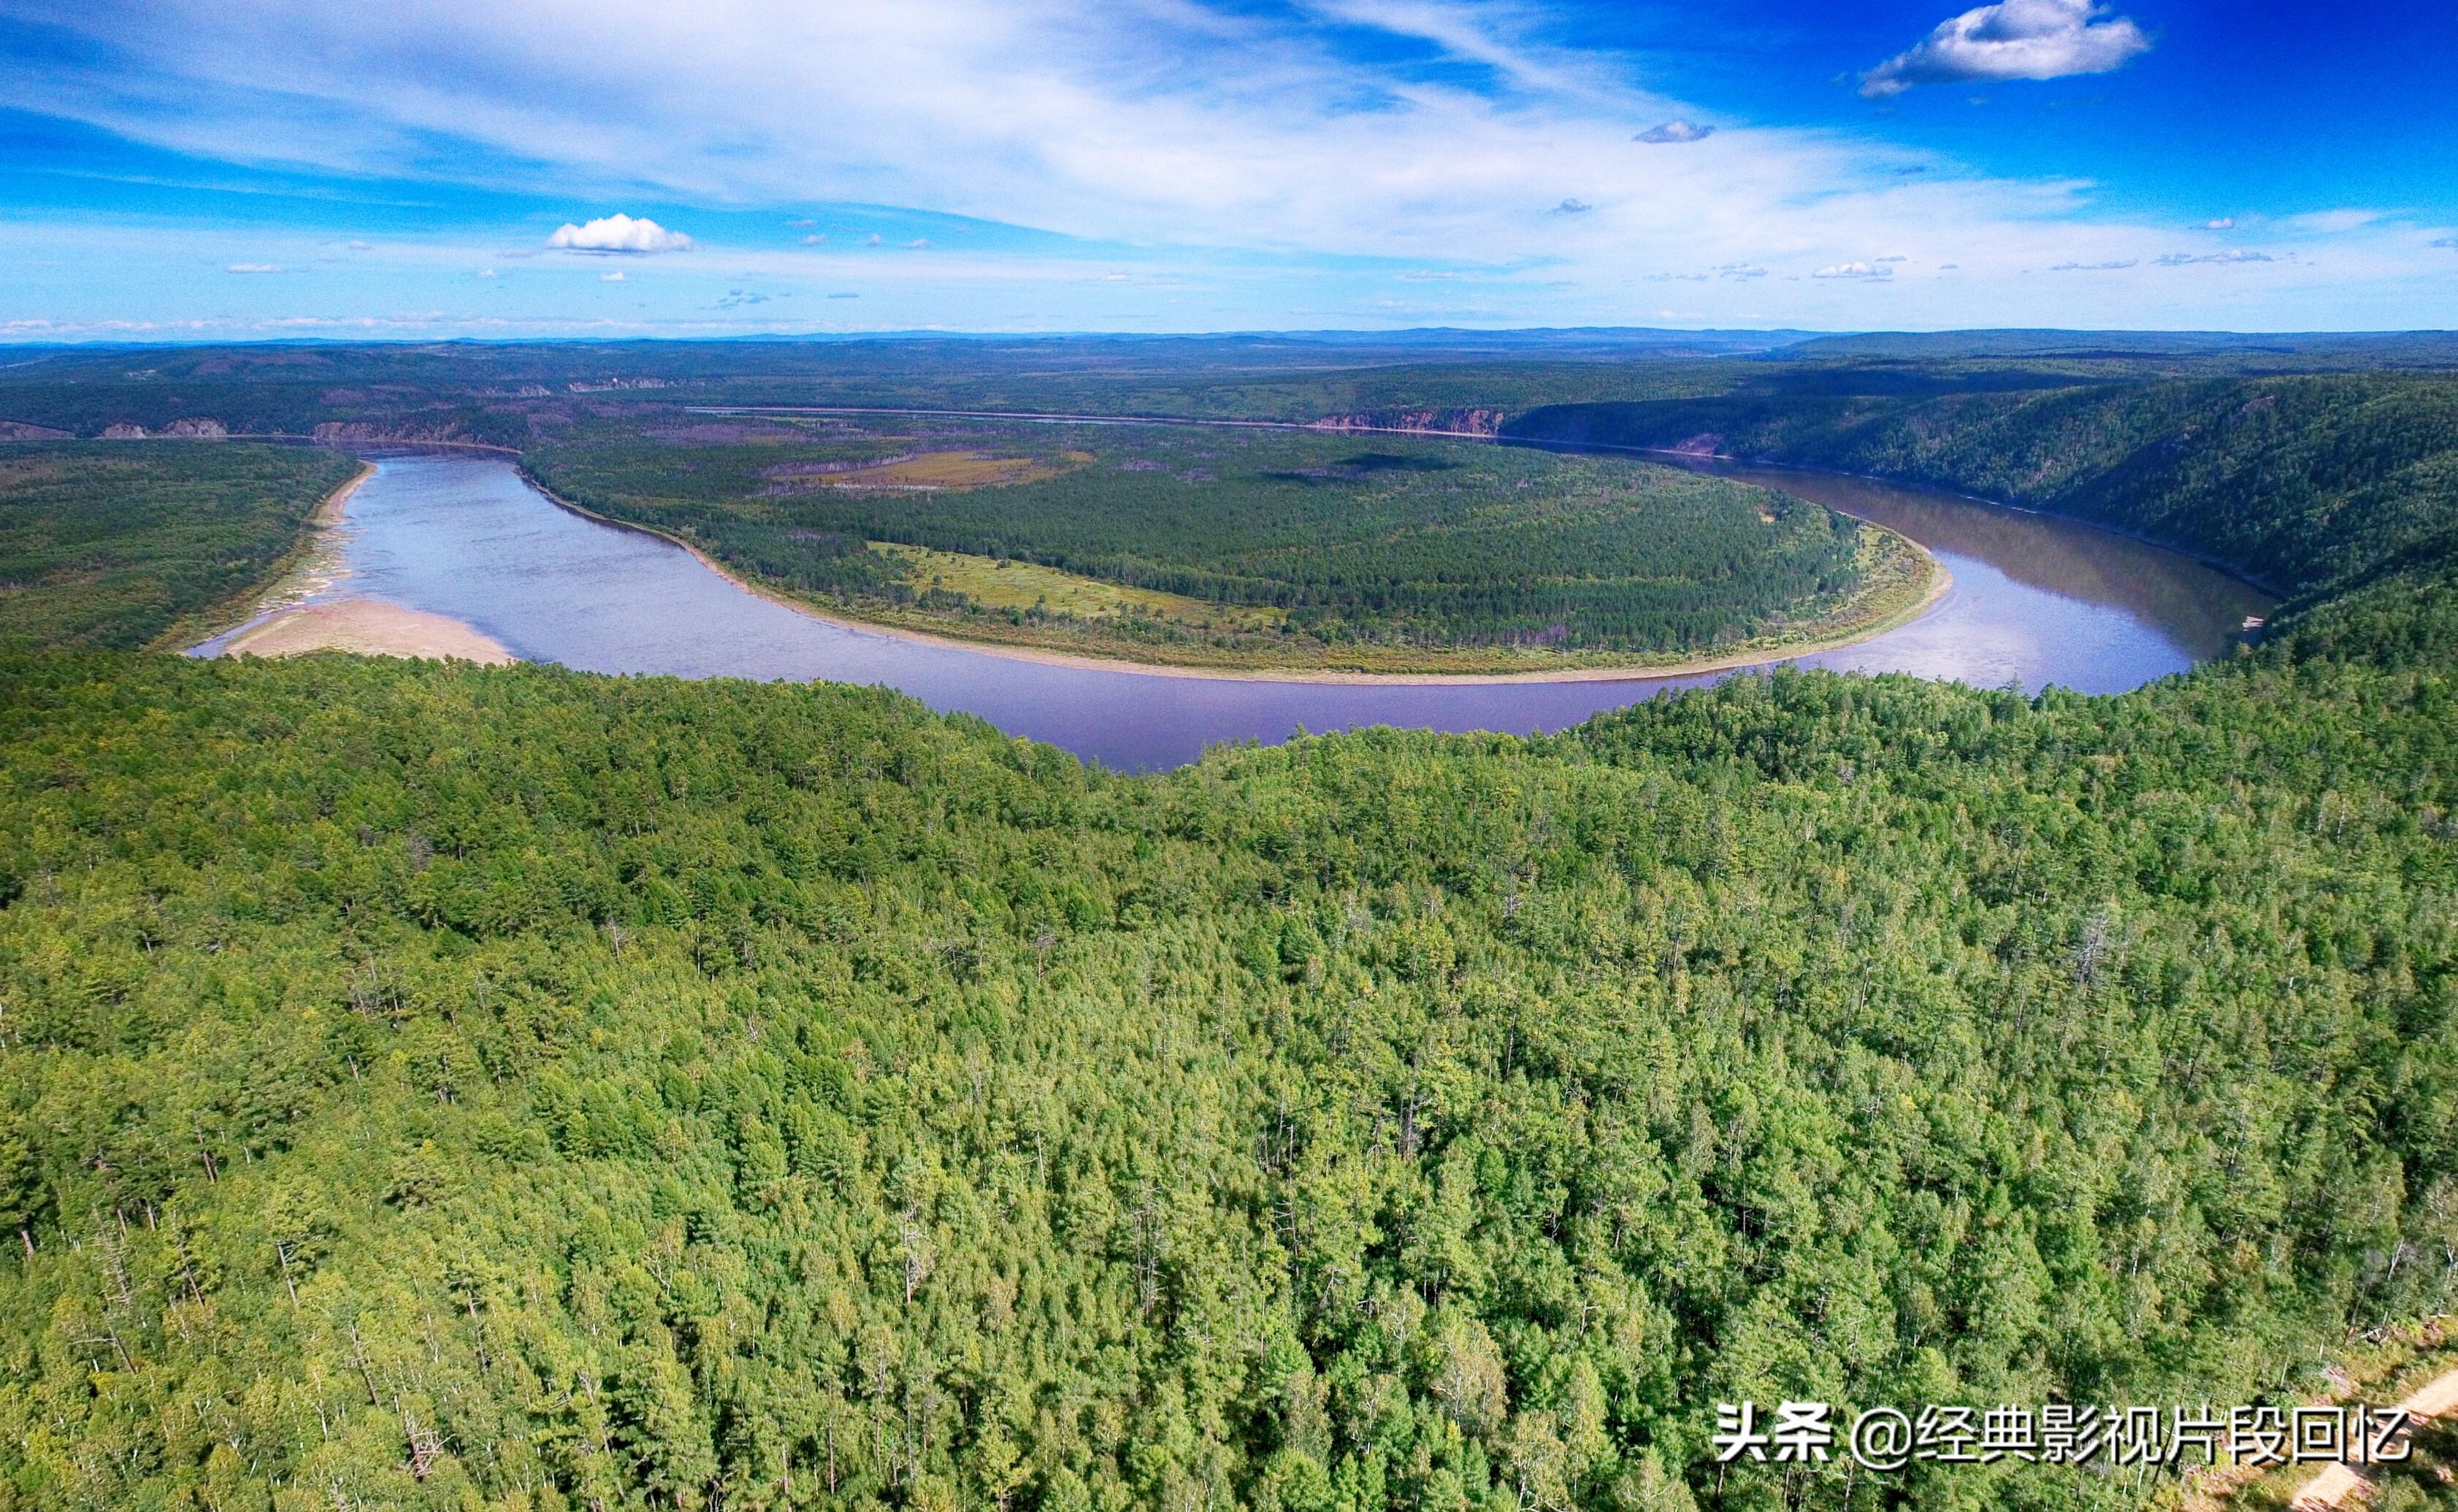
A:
1505;373;2458;602
4;454;2457;1511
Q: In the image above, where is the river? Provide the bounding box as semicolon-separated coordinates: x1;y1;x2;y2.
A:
193;450;2273;771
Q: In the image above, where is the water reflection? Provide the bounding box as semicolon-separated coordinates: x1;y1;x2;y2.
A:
194;450;2274;771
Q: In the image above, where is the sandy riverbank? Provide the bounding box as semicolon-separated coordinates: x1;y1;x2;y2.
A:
218;599;516;664
526;469;1953;686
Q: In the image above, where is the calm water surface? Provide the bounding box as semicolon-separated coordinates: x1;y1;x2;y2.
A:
196;450;2273;770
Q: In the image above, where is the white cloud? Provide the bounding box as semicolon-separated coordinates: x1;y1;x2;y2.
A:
1635;119;1712;144
803;233;827;245
547;212;693;254
1715;263;1767;279
226;262;281;272
600;269;627;280
1814;261;1892;280
904;237;930;248
345;238;372;249
1861;0;2150;98
477;267;497;277
2205;217;2235;230
2050;258;2135;270
1550;199;1593;215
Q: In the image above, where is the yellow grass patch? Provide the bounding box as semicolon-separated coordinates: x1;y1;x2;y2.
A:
871;542;1281;630
821;450;1073;491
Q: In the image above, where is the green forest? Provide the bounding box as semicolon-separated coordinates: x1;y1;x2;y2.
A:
1506;373;2458;605
0;442;360;652
523;419;1917;672
2;353;2457;1512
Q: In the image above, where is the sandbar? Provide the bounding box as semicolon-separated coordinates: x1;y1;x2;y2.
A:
218;599;516;665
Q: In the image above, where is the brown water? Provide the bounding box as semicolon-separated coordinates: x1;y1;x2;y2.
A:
194;450;2275;770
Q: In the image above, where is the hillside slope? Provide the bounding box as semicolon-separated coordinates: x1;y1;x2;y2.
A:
2;385;2457;1512
1509;374;2458;601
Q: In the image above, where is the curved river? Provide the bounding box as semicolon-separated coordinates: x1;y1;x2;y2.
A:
196;450;2273;771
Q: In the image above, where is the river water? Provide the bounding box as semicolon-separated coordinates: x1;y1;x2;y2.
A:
194;450;2273;771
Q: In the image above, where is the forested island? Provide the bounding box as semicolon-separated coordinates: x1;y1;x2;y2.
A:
1;333;2455;1512
522;418;1931;675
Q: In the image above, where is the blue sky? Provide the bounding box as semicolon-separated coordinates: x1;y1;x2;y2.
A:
1;0;2452;339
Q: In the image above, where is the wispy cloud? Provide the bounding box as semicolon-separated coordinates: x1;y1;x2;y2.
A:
225;262;281;273
600;269;626;281
2050;258;2136;270
1861;0;2151;99
548;212;693;254
4;0;2449;331
2153;250;2275;266
1635;120;1712;144
2205;217;2235;230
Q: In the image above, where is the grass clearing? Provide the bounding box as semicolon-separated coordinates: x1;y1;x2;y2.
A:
816;449;1085;491
873;541;1282;629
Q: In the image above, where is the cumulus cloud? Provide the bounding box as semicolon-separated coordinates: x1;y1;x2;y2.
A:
345;238;372;250
547;212;693;254
477;268;497;278
1715;263;1768;279
1550;199;1593;215
2050;258;2136;270
226;262;280;273
600;269;626;281
1635;119;1712;144
803;233;827;245
2153;249;2274;266
1814;261;1892;280
2205;217;2235;230
1861;0;2150;98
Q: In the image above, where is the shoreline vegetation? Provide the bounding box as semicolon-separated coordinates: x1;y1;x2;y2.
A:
0;440;361;654
155;458;374;651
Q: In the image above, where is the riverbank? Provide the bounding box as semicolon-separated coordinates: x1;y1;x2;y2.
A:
216;598;515;664
523;466;1950;686
144;458;375;653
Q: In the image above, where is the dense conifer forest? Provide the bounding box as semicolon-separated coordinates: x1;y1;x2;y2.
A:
1;345;2456;1512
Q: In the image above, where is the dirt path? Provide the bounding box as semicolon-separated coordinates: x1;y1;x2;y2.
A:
2289;1365;2458;1510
